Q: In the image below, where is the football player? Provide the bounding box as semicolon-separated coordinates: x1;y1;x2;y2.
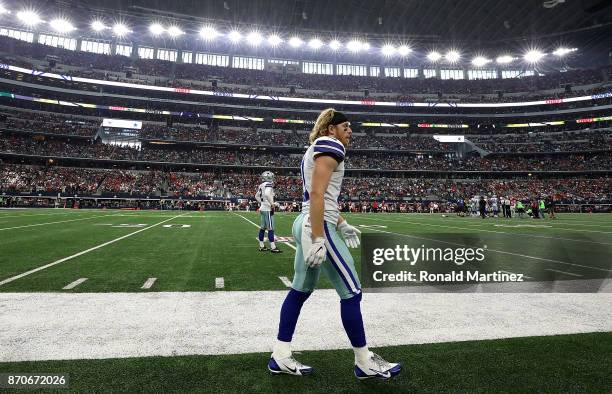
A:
268;109;401;380
255;171;282;253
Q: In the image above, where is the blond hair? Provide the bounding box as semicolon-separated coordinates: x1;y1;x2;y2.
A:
309;108;336;143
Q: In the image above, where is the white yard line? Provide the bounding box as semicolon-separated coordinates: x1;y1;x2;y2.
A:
278;276;292;287
141;278;157;289
546;269;583;277
357;216;612;246
235;213;297;250
500;270;533;279
215;277;225;289
357;225;612;274
0;214;119;231
62;278;88;290
0;214;186;287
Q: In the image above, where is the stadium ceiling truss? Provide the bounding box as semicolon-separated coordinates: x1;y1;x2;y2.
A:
71;0;612;43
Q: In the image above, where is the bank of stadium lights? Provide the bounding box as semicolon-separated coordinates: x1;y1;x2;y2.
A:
90;20;108;32
427;51;442;62
247;31;263;46
524;49;545;63
445;50;460;63
308;38;323;50
288;36;303;48
347;39;368;52
496;55;514;64
149;23;165;36
471;56;490;67
553;47;577;56
167;25;184;37
227;30;241;43
200;26;219;41
49;18;75;33
329;39;341;51
397;45;411;57
17;10;42;26
112;23;131;37
0;3;9;14
381;44;395;56
267;34;282;46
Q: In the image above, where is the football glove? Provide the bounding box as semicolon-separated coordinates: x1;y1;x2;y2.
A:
338;221;360;248
305;237;326;268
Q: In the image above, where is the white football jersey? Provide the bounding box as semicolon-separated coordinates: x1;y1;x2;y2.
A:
256;181;274;211
300;136;345;224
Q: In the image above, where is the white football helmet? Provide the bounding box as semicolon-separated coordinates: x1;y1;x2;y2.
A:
261;171;275;182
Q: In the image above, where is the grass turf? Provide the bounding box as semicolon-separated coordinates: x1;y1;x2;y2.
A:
0;332;610;393
0;209;611;292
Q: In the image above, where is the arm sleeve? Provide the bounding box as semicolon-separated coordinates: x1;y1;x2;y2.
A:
255;188;261;203
313;138;345;163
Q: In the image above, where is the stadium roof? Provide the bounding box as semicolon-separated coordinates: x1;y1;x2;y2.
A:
69;0;612;43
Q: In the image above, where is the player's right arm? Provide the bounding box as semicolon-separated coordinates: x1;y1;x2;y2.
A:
309;155;336;239
255;186;262;204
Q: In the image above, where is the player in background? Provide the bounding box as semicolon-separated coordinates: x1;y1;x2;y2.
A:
255;171;282;253
268;108;401;380
491;195;499;218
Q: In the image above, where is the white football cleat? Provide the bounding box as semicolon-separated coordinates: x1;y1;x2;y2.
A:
354;352;402;380
268;355;313;376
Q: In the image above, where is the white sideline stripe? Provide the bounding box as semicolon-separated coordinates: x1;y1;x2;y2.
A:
236;213;297;250
215;277;225;289
0;214;186;287
0;214;118;231
279;276;292;287
546;269;583;277
358;225;612;274
500;270;532;279
141;278;157;289
1;290;611;362
62;278;88;290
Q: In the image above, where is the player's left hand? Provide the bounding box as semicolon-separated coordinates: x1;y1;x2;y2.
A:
338;221;360;248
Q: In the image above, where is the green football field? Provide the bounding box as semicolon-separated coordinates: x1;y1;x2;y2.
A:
0;208;611;392
0;209;611;292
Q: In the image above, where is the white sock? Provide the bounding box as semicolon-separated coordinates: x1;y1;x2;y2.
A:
259;241;265;248
272;340;291;359
353;345;370;365
270;241;276;249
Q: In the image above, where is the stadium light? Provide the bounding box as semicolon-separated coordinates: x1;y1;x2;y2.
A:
496;55;514;64
308;38;323;50
267;34;282;46
247;31;263;46
288;36;303;48
445;50;460;63
112;23;130;37
471;56;490;67
329;39;341;51
149;23;165;36
0;4;9;14
167;25;183;37
200;26;218;40
553;47;577;56
50;18;75;33
347;40;362;52
361;42;370;51
427;51;442;62
524;49;545;63
381;44;396;57
17;10;41;26
91;20;108;32
397;45;411;57
227;30;242;43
